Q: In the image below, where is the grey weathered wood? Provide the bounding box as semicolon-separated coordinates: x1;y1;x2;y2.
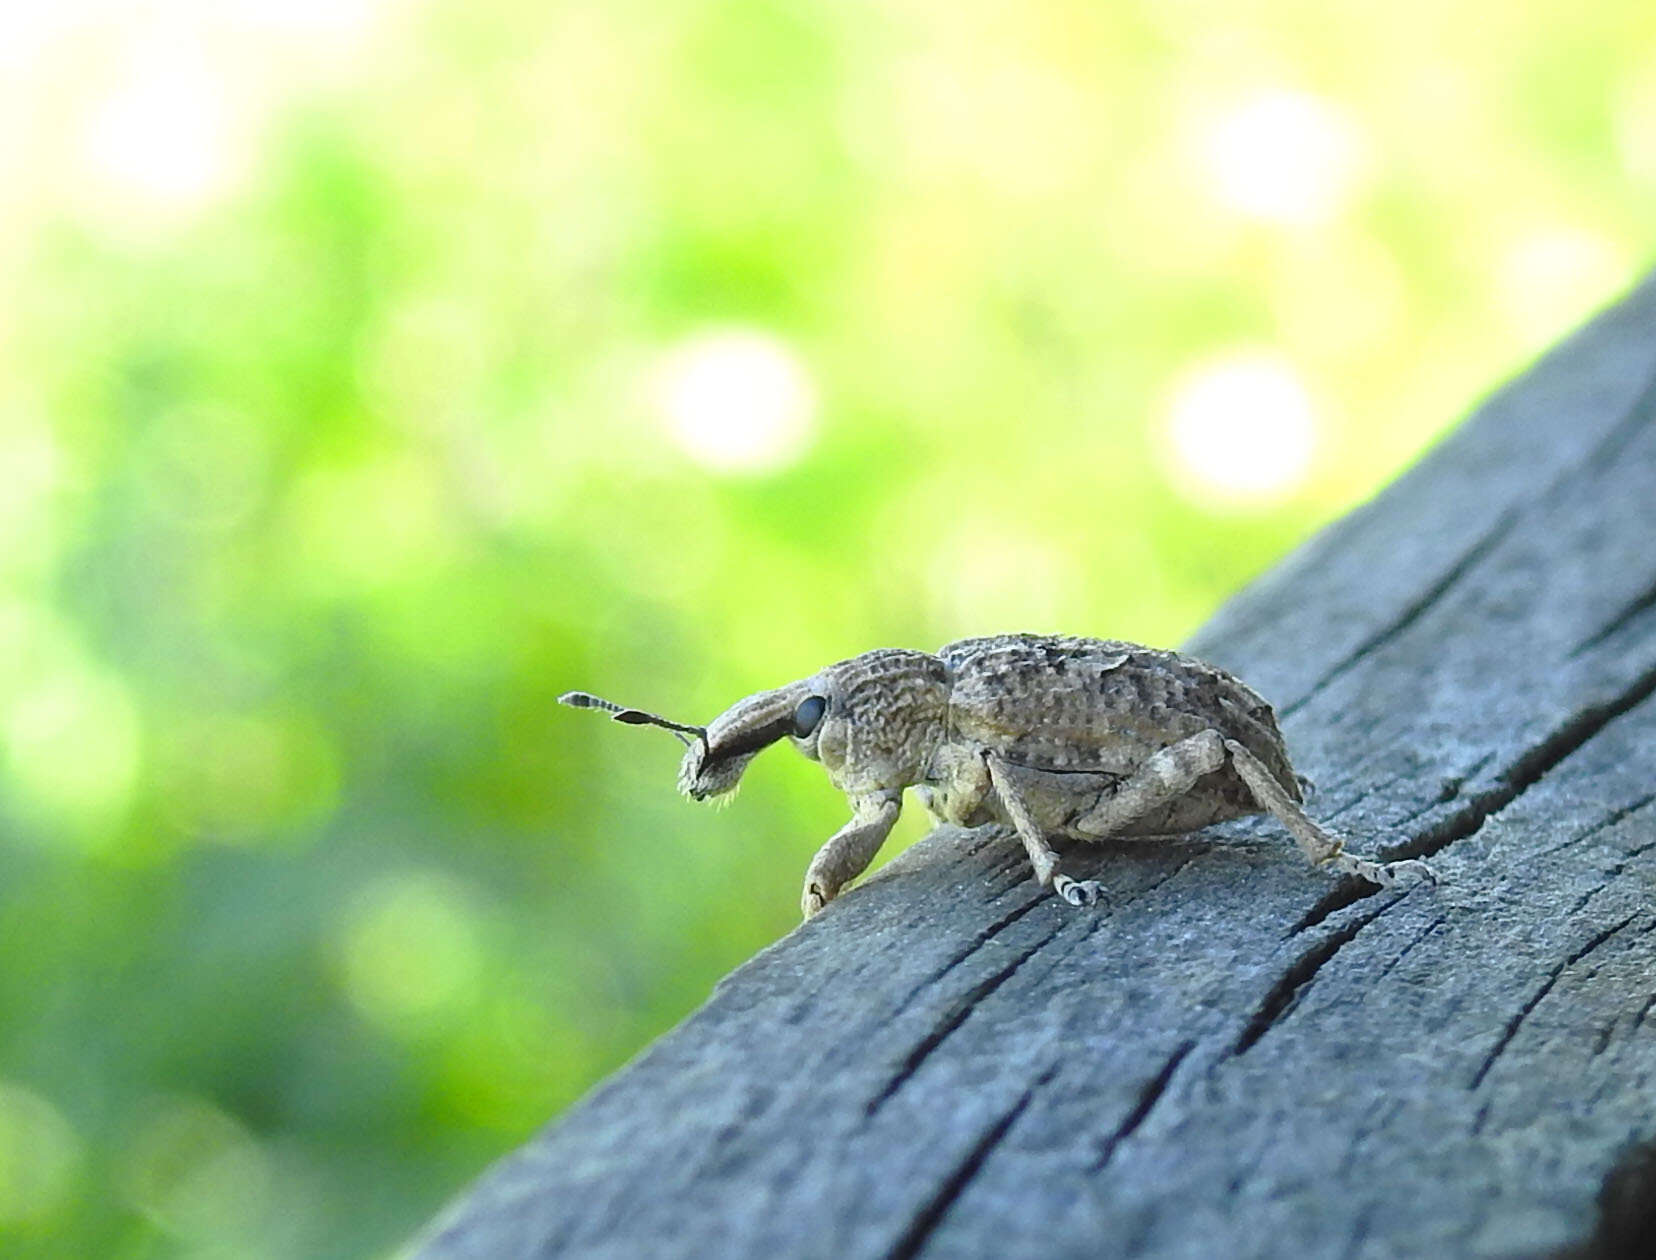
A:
411;277;1656;1260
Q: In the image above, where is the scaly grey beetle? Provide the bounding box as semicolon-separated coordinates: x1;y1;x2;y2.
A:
561;633;1435;918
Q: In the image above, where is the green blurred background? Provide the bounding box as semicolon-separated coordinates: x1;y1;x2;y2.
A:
1;0;1652;1255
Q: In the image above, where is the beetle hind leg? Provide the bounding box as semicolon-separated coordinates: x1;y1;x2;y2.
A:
1069;729;1230;838
1222;739;1436;887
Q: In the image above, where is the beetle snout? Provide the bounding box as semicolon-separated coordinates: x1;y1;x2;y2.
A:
676;682;814;801
678;741;757;800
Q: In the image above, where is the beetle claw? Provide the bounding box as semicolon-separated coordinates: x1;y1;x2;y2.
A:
801;885;829;919
1054;875;1104;907
1384;857;1438;886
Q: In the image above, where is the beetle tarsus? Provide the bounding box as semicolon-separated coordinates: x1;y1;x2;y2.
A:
1331;853;1436;888
1392;858;1438;884
1054;875;1104;907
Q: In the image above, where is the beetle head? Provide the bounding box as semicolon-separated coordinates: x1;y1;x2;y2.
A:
681;650;952;799
561;648;949;802
803;649;949;794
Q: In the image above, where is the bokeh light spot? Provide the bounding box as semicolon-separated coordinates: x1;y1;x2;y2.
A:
156;710;340;847
652;329;817;474
228;0;388;40
1615;65;1656;191
79;41;239;215
2;652;141;841
1497;227;1628;348
0;1082;81;1225
288;452;455;591
118;1095;270;1245
1159;353;1319;507
339;870;485;1033
1194;89;1370;226
926;522;1082;634
0;407;64;578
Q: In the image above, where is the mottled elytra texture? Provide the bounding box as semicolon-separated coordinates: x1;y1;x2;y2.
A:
412;275;1656;1260
938;634;1287;782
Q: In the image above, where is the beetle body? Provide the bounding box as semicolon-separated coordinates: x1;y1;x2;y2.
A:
920;634;1294;835
565;632;1432;918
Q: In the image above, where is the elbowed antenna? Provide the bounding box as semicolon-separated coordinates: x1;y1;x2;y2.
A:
559;691;708;750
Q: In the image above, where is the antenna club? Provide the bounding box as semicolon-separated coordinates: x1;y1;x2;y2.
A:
560;691;622;713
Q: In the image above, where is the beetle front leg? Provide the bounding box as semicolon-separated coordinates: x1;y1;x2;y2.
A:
984;753;1101;908
801;790;902;919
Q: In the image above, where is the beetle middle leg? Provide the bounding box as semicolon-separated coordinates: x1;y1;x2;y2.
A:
983;752;1104;907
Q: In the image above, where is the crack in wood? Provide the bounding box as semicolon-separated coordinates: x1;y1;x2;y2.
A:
1581;352;1656;476
982;839;1034;883
1369;913;1447;987
883;1067;1053;1260
888;891;1050;1016
1339;1200;1379;1260
1289;876;1382;936
867;917;1067;1117
1389;659;1656;865
1569;882;1615;918
1536;792;1656;861
1321;770;1410;824
1127;852;1203;902
1582;839;1656;912
1593;1020;1617;1057
1336;1098;1404;1182
1090;850;1207;918
1233;901;1394;1055
1469;914;1640;1092
1088;1041;1194;1174
1386;752;1501;837
1630;992;1656;1040
1572;577;1656;659
1279;353;1656;727
1281;507;1522;720
871;851;1204;1121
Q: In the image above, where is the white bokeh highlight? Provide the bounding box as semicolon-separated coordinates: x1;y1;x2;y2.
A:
1195;89;1370;226
0;2;395;227
1497;226;1626;347
1159;353;1319;506
81;50;237;213
652;329;818;474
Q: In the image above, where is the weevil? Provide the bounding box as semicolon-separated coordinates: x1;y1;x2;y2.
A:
561;633;1435;918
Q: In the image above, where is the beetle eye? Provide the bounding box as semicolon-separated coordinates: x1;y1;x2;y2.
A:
792;695;827;739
